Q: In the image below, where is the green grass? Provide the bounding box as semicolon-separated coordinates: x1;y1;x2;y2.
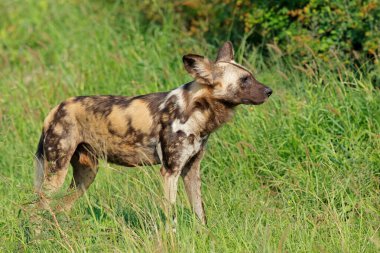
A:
1;1;380;252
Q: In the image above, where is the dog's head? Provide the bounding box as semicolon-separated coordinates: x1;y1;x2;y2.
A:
183;41;272;105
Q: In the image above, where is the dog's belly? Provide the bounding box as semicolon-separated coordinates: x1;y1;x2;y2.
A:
105;140;161;167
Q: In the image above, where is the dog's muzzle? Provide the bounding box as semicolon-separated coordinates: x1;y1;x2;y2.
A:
264;87;272;97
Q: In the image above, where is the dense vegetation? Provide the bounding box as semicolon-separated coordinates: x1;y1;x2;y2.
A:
142;0;380;66
0;0;379;252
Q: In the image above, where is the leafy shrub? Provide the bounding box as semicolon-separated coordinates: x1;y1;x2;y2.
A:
138;0;380;68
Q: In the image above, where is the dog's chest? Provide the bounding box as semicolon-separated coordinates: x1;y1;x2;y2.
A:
156;131;206;169
157;112;208;169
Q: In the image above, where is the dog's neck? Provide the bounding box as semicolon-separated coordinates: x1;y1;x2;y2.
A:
179;81;235;135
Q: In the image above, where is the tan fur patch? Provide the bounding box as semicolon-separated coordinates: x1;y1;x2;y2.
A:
189;82;211;99
43;105;59;130
108;106;128;136
65;100;87;118
125;100;153;134
79;153;95;168
54;123;63;135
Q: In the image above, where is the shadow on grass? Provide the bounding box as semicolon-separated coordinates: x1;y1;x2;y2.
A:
85;204;107;222
122;207;143;229
83;200;198;232
120;206;194;230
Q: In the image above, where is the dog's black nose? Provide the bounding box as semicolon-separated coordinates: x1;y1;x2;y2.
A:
264;88;272;97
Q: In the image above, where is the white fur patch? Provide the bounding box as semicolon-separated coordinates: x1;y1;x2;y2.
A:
177;138;203;169
172;110;206;136
159;87;186;110
156;142;163;163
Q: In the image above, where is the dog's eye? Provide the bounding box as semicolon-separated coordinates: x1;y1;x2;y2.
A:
240;76;251;88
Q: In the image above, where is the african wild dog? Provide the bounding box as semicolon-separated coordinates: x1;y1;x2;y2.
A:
34;42;272;225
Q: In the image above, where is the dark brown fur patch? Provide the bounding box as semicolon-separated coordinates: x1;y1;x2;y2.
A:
74;96;133;117
134;92;167;113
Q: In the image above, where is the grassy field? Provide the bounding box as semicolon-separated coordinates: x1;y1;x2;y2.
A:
1;1;379;252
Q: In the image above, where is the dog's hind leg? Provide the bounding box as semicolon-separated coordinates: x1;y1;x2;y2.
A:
181;148;207;225
35;157;74;210
34;132;77;210
57;143;98;212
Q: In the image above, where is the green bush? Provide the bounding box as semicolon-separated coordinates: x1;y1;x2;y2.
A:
139;0;380;67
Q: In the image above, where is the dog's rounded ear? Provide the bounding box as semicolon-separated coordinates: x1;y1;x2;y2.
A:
183;54;214;86
216;41;234;62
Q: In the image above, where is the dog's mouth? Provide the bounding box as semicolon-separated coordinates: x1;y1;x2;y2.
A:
241;98;267;105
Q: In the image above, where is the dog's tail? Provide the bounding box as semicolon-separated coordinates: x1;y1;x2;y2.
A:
34;132;45;193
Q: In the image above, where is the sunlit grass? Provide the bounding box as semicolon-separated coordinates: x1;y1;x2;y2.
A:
0;1;379;252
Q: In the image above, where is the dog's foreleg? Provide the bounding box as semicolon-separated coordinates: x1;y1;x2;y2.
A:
161;166;181;231
181;149;207;225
